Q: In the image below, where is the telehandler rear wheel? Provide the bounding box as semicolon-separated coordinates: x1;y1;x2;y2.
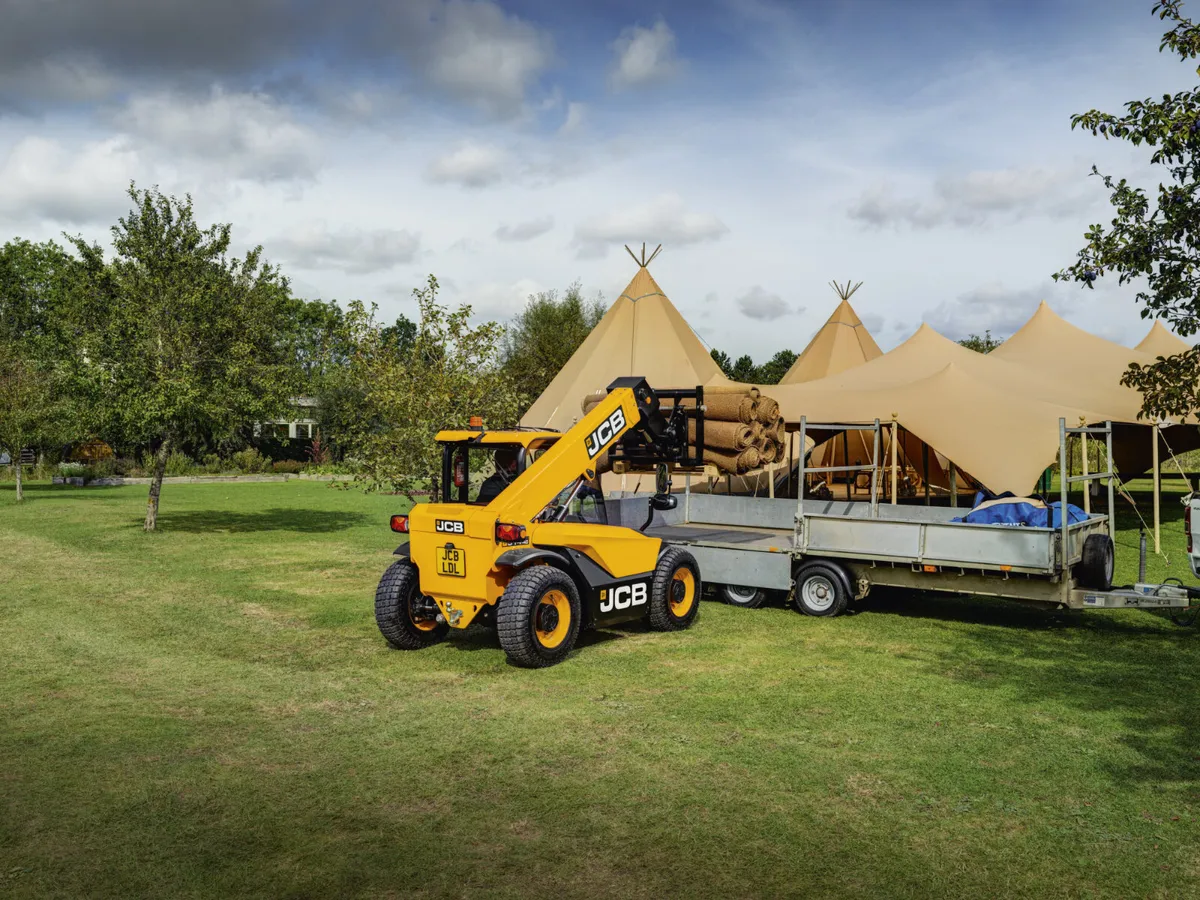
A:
375;560;448;649
497;566;582;668
649;547;701;631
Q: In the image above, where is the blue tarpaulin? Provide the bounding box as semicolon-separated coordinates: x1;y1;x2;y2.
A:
952;492;1089;528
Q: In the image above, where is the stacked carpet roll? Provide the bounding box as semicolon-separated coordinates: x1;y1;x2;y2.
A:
581;385;787;476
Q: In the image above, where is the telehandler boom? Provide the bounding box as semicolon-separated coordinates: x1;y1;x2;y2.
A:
375;378;704;667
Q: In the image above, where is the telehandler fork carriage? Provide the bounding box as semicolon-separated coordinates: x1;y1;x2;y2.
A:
374;378;705;668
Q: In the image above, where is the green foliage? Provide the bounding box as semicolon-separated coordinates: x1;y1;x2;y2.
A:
201;453;224;475
958;330;1002;353
344;275;523;495
1054;1;1200;418
67;184;299;527
501;281;605;409
272;460;304;474
231;448;271;474
163;451;196;477
709;347;798;384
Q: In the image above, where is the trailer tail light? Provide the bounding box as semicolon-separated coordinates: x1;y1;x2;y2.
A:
496;522;526;543
922;565;938;573
390;515;409;533
1188;504;1193;554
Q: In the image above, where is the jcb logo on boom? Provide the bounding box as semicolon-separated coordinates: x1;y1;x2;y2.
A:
599;580;648;613
585;407;626;459
435;520;465;534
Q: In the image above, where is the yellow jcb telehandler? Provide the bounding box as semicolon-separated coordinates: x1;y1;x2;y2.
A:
374;378;707;667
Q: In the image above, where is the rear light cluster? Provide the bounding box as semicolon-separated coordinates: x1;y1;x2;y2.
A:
1188;504;1193;554
495;522;526;543
390;515;409;533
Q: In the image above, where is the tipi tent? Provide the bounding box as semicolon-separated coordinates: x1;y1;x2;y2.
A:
521;247;727;433
780;280;882;384
1136;320;1191;358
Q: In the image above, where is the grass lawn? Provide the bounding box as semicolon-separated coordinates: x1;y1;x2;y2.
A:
4;479;1200;898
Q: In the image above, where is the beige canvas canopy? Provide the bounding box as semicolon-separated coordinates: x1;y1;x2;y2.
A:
521;261;726;433
780;289;882;384
1136;320;1191;358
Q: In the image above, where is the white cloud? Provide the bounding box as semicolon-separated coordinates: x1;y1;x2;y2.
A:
573;193;727;258
610;20;682;90
269;226;421;274
848;165;1095;230
457;276;544;320
423;0;555;116
426;141;508;188
922;282;1060;339
115;87;320;182
736;286;794;321
0;135;138;225
495;216;554;242
560;101;586;134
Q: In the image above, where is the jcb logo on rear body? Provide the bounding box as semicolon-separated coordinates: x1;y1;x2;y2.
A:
599;581;648;613
585;407;626;458
435;520;465;534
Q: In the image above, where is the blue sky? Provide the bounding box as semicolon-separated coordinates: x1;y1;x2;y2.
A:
0;0;1191;356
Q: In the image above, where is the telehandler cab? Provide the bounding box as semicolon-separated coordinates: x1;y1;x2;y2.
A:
374;378;705;668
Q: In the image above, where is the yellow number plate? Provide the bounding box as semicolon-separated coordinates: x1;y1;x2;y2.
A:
437;546;466;577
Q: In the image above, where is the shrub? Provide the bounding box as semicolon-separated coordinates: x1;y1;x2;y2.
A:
201;453;224;474
272;460;304;474
231;448;270;474
164;451;196;477
58;462;87;477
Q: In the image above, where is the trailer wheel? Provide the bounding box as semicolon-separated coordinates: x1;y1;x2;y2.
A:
721;584;767;609
793;562;849;617
375;560;448;649
649;548;701;631
1077;534;1114;591
496;566;582;668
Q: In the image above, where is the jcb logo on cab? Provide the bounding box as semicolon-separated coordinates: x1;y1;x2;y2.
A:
585;407;626;459
599;581;648;613
435;520;465;534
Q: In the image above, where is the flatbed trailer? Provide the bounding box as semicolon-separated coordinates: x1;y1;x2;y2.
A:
606;418;1197;615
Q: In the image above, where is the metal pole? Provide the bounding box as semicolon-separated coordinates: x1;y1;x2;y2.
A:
1106;422;1115;537
1081;426;1090;514
796;417;807;549
842;430;851;501
890;418;898;505
1153;423;1161;553
870;418;880;518
1059;418;1070;606
1139;528;1147;582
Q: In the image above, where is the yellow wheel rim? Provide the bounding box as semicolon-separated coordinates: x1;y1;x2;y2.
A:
410;594;438;631
535;589;571;649
670;567;696;617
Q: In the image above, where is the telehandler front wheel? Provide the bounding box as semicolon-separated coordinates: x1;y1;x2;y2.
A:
375;560;448;649
497;566;582;668
649;547;701;632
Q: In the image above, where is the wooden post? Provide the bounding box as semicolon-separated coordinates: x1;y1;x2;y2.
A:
949;462;958;507
922;442;930;506
1153;423;1161;554
890;418;898;505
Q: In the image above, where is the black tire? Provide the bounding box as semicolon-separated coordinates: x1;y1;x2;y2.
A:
375;560;448;649
496;566;582;668
721;584;767;609
793;562;850;617
649;547;701;631
1077;533;1114;591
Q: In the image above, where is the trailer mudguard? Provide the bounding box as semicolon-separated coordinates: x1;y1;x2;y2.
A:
392;542;410;557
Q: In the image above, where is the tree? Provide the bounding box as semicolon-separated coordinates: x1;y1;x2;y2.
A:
0;239;79;500
710;348;733;377
958;330;1002;353
69;185;298;530
343;275;524;496
1054;1;1200;419
708;347;798;384
756;349;799;384
501;282;605;409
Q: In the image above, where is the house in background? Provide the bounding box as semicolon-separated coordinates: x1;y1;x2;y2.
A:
255;397;321;442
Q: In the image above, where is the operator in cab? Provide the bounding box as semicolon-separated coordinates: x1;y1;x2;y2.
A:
477;447;520;504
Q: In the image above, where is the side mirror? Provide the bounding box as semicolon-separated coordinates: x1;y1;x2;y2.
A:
655;463;671;495
650;493;677;512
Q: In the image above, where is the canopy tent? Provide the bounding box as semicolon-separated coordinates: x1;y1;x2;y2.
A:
521;257;726;434
780;281;882;384
1136;320;1192;358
